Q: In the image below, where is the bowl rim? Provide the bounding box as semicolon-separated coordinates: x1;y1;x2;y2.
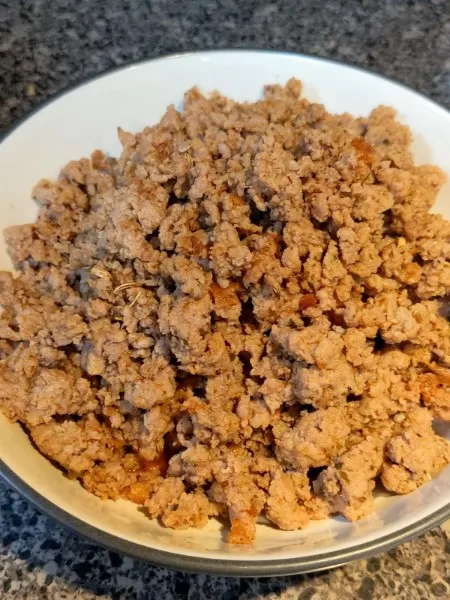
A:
1;49;449;577
2;458;449;576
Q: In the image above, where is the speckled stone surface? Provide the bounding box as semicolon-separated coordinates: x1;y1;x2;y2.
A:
0;0;450;598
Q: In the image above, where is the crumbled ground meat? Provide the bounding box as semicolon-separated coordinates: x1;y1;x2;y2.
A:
1;79;449;544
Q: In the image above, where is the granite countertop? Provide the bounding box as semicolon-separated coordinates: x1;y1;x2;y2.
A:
0;0;449;598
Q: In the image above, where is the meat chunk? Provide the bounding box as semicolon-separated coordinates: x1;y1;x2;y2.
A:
419;371;450;421
209;223;253;285
381;408;450;494
145;477;217;530
30;415;116;474
0;359;97;427
265;472;311;530
314;437;386;520
83;454;162;503
209;474;266;544
125;356;176;410
274;407;351;470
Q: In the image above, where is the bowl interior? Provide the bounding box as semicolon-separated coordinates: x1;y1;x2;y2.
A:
0;50;449;567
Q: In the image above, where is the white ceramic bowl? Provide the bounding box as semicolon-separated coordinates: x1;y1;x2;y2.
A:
0;50;449;576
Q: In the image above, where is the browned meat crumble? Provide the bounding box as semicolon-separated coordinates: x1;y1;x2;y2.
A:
1;79;449;544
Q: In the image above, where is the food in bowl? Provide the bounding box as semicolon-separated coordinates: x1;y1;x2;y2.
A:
0;79;449;545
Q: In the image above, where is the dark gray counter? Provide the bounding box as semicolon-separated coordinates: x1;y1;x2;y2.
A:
0;1;449;598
